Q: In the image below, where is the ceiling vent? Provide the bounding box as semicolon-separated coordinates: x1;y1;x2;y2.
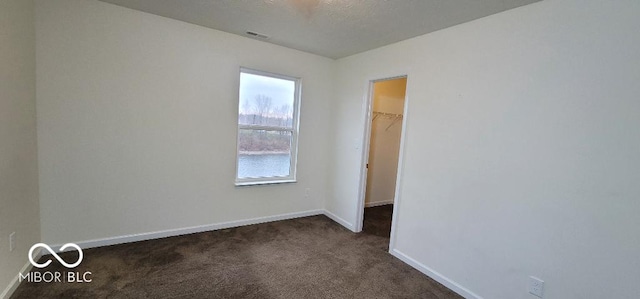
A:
246;31;269;39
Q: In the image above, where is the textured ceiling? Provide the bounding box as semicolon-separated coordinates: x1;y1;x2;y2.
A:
98;0;541;59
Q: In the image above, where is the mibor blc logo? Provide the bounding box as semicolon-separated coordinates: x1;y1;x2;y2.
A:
29;243;83;268
19;243;92;283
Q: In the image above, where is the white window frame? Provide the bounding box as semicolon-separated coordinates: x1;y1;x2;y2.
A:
235;67;301;186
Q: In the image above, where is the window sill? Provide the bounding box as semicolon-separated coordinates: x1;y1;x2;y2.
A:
235;179;297;187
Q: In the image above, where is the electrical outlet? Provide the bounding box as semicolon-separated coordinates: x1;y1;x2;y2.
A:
9;232;16;252
304;188;311;198
528;276;544;298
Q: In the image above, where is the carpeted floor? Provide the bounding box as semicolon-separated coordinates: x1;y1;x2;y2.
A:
362;204;394;240
12;205;462;298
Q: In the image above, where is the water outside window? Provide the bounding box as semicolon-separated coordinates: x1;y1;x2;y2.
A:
237;154;291;178
237;129;292;178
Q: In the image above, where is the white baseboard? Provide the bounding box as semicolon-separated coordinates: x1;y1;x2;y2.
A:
323;210;356;232
50;209;325;252
390;248;483;299
365;199;394;208
47;209;359;253
1;249;41;299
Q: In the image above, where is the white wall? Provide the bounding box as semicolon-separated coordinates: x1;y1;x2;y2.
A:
330;0;640;298
365;79;406;206
36;0;335;245
0;0;40;297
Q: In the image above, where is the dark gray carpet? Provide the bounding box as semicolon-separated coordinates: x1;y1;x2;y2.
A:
362;204;394;239
12;206;462;298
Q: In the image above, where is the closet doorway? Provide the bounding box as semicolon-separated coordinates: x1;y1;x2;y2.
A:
358;76;407;240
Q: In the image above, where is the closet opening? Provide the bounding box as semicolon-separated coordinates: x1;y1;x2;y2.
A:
357;76;407;245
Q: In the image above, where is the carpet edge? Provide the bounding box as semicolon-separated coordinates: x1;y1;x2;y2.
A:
390;248;483;299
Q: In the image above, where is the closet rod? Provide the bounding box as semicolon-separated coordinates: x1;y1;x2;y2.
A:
373;111;402;117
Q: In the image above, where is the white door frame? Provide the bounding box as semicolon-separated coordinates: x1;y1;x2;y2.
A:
354;75;409;239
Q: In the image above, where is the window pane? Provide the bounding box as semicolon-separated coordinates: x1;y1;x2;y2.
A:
239;72;295;128
238;129;292;179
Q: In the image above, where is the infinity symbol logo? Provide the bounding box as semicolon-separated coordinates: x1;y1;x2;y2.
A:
28;243;83;269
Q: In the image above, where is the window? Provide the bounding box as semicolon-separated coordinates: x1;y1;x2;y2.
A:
235;68;301;185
